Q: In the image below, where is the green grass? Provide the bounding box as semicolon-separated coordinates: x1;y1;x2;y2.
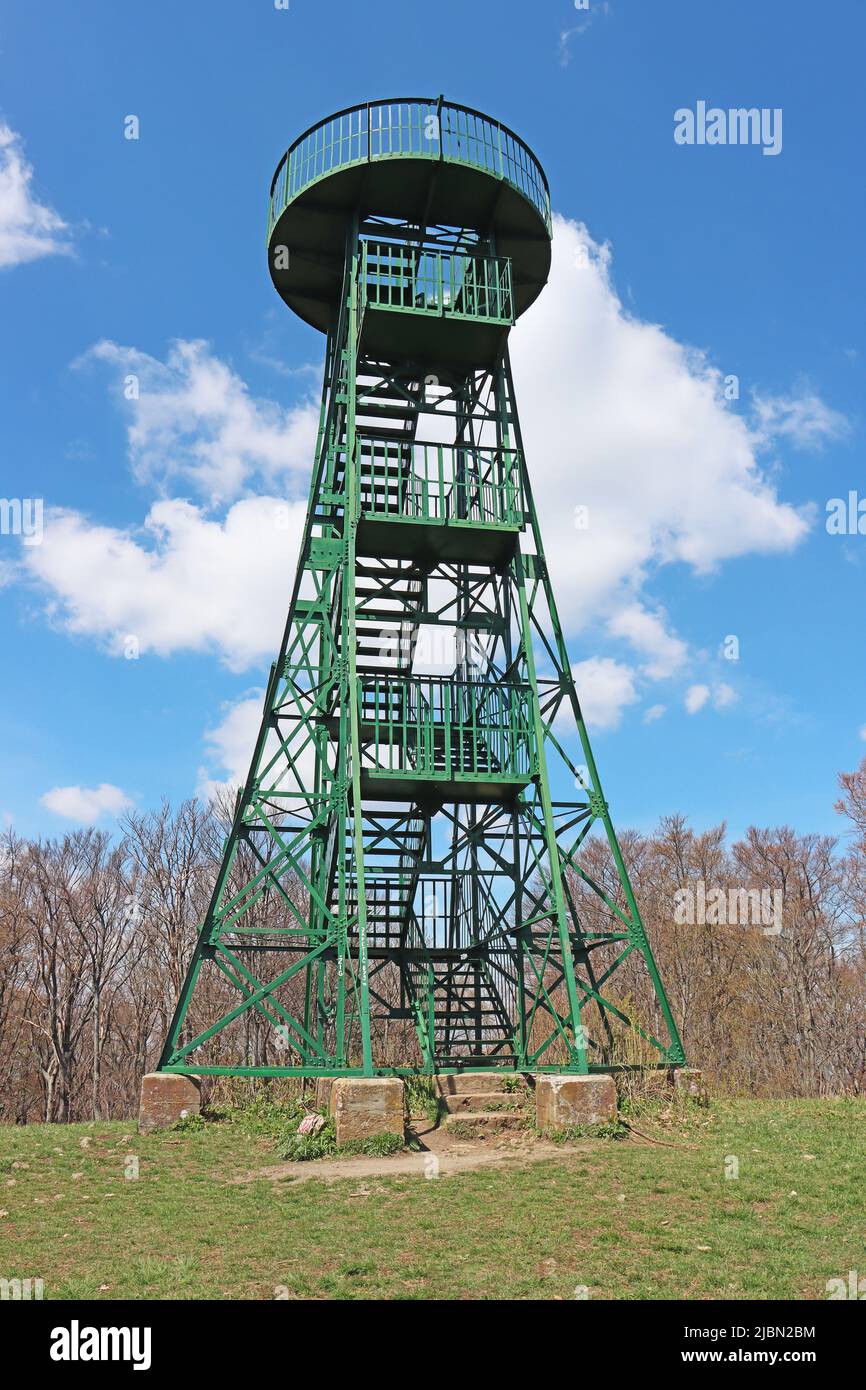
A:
334;1131;404;1159
0;1099;861;1300
275;1120;404;1162
542;1118;630;1142
404;1076;446;1126
276;1119;338;1163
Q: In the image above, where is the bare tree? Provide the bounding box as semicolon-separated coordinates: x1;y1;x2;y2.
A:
0;765;863;1120
60;830;141;1119
120;799;215;1061
21;837;93;1121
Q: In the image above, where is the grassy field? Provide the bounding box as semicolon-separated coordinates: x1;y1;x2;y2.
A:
0;1098;862;1300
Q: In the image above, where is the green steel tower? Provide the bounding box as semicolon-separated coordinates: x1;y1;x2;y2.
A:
157;98;685;1080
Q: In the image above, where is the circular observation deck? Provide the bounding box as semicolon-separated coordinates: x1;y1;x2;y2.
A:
267;97;552;335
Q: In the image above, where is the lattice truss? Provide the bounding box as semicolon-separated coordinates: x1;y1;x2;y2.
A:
159;212;684;1077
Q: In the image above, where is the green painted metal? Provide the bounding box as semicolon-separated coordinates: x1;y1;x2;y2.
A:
267;97;552;240
157;97;685;1080
362;242;514;323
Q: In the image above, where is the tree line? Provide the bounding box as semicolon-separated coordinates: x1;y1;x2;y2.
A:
2;762;864;1122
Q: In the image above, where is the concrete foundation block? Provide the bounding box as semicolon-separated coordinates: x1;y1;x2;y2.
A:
330;1077;405;1146
535;1074;617;1130
138;1073;201;1133
672;1067;708;1103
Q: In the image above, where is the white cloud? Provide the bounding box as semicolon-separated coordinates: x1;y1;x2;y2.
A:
197;691;264;800
685;684;711;715
23;496;306;671
607;603;687;679
558;0;609;64
76;339;319;505
0;123;72;268
643;703;666;724
571;656;638;731
196;689;317;809
858;724;866;742
40;783;132;823
17;228;814;694
683;682;737;716
21;338;316;669
511;219;810;634
752;391;850;451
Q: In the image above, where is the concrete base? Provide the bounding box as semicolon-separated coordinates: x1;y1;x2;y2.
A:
535;1074;617;1130
138;1073;201;1133
672;1067;708;1103
330;1077;405;1146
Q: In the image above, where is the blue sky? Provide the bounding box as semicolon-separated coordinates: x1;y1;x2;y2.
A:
0;0;864;843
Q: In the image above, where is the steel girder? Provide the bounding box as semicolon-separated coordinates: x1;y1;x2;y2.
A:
158;214;685;1079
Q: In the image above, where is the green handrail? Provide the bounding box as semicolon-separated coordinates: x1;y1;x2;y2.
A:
356;436;523;528
359;675;534;779
268;97;551;239
360;241;514;323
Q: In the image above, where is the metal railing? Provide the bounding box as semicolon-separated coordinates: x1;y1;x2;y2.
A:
268;97;551;238
413;875;486;952
358;676;534;780
360;242;513;323
357;436;523;529
345;877;409;947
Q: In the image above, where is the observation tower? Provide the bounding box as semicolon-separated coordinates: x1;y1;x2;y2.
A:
156;97;685;1086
